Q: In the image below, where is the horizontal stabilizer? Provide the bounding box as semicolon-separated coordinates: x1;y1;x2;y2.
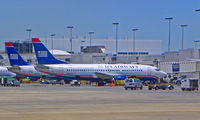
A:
8;65;21;72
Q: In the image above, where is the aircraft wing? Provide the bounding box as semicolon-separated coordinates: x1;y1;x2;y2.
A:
94;72;120;80
8;65;21;72
35;64;50;72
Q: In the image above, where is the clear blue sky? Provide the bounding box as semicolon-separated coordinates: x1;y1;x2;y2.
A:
1;0;200;52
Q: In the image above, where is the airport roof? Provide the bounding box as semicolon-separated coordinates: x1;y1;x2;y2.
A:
49;50;71;56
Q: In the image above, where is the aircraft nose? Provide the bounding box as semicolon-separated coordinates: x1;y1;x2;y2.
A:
159;71;167;78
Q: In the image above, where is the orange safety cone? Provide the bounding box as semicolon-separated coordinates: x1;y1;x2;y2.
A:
96;82;98;87
110;82;114;87
114;80;116;86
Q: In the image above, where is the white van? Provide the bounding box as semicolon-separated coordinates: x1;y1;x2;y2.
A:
124;78;143;90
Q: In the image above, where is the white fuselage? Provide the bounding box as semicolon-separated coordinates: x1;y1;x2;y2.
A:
0;66;16;79
8;65;53;80
36;64;166;81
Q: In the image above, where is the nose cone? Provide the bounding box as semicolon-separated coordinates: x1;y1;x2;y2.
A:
159;71;167;78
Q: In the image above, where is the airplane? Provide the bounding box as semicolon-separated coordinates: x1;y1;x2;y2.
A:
5;42;54;81
0;66;16;84
32;38;167;82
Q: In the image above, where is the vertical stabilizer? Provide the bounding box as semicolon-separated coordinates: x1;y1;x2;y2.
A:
32;38;68;64
5;42;29;66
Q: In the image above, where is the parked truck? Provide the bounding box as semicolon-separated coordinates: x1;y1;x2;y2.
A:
181;78;199;91
148;83;174;90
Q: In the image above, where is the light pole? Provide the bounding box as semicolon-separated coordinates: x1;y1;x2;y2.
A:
194;40;200;49
67;26;74;53
81;40;85;53
17;40;20;53
26;29;32;41
132;29;139;52
194;10;200;49
26;29;32;61
180;25;188;50
165;17;173;52
89;32;94;46
195;9;200;49
81;40;85;46
50;34;56;54
113;23;119;55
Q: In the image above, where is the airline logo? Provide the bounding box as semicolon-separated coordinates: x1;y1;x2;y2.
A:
38;51;47;57
104;65;138;69
10;54;18;59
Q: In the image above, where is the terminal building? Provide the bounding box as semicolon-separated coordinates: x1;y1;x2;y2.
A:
158;48;200;80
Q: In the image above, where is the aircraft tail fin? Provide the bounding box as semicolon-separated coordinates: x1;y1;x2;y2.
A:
32;38;68;64
5;42;29;66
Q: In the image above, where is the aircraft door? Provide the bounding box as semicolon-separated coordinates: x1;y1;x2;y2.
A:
146;67;151;75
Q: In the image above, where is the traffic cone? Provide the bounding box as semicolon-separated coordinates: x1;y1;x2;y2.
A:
110;82;114;87
114;80;116;86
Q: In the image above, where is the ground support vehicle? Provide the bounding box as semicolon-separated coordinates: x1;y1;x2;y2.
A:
7;80;20;87
148;83;174;90
70;80;80;86
40;80;51;84
1;78;20;87
124;78;143;90
181;78;199;91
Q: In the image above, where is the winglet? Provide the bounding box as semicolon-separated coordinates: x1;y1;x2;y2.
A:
5;42;13;47
32;38;41;43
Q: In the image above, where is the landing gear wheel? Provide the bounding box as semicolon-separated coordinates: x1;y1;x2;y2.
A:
140;86;143;90
155;86;159;90
148;88;152;90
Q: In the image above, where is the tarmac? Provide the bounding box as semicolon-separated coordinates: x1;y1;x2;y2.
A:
0;84;200;120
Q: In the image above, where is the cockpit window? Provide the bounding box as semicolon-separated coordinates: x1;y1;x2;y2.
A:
155;68;160;71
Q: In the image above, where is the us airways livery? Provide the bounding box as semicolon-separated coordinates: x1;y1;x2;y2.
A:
5;42;53;81
32;38;166;82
